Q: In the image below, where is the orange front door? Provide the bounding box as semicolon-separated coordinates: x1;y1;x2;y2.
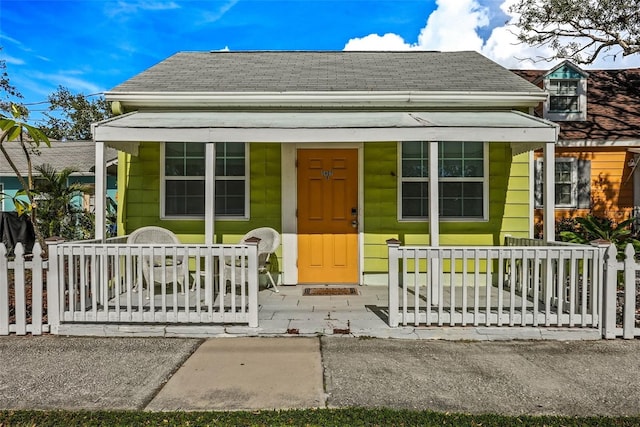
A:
297;149;359;284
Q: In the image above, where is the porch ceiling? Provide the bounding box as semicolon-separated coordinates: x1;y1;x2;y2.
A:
93;110;558;145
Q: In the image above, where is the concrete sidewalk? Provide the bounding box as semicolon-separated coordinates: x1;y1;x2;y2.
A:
1;336;639;416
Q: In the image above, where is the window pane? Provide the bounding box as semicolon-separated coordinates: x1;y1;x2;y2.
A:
165;142;184;157
165;180;205;216
441;142;462;158
165;159;185;176
463;160;483;177
464;142;483;158
402;141;428;177
186;143;205;157
440;182;483;217
556;183;573;205
440;160;462;177
216;142;246;177
215;180;245;216
402;182;428;218
555;161;573;183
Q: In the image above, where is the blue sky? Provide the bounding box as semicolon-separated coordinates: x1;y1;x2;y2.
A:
1;0;639;120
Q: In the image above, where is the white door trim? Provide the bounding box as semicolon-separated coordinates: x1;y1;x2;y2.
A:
281;143;364;285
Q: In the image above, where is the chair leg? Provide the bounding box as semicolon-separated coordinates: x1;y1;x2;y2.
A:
265;271;279;293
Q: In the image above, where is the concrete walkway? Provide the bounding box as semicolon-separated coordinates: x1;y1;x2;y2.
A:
1;335;639;416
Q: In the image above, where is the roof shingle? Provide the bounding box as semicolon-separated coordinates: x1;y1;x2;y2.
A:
110;51;543;94
513;68;640;141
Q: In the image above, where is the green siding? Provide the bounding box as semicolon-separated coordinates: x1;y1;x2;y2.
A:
362;142;531;275
118;142;281;243
548;64;584;80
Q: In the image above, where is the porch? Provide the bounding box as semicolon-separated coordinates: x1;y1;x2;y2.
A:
51;282;601;340
4;236;633;339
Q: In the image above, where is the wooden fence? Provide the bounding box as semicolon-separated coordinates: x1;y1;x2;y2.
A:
387;238;603;330
602;244;640;339
0;243;48;335
1;239;260;336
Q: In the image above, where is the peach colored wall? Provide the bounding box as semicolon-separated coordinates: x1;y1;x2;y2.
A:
534;148;635;226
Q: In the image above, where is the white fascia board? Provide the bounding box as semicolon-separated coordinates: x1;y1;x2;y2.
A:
556;138;640;147
105;91;547;109
94;124;557;143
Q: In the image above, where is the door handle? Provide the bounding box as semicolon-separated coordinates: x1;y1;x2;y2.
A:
351;220;358;228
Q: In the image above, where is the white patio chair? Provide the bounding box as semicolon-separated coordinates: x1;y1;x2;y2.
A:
127;226;188;295
224;227;280;293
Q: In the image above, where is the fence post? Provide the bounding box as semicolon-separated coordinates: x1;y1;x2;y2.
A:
590;239;610;333
244;237;260;328
601;244;618;339
14;243;26;335
0;244;8;335
46;241;61;334
623;244;636;339
387;238;401;328
31;243;43;335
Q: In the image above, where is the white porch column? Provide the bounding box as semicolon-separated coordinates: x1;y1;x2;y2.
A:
94;140;106;241
428;141;439;246
205;143;216;244
543;141;555;242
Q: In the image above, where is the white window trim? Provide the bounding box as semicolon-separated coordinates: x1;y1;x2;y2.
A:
535;157;578;209
543;77;587;122
397;141;488;222
553;157;578;209
0;183;3;211
160;142;250;220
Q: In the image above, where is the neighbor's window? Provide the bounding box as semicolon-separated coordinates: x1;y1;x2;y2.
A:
549;79;579;112
535;157;591;209
163;142;247;218
400;141;485;220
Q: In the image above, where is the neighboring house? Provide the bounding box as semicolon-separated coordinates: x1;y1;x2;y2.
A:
0;140;118;211
514;62;640;229
92;51;557;285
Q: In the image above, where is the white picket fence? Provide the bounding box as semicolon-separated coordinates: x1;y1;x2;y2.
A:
387;238;604;330
0;243;48;335
602;244;640;339
1;238;260;336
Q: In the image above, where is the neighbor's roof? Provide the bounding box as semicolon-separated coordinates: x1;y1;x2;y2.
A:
0;140;118;176
514;68;640;141
109;51;543;94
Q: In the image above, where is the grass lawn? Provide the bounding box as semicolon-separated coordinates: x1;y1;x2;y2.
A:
1;408;639;426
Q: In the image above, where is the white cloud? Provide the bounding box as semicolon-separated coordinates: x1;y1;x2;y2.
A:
106;1;180;18
345;0;640;70
417;0;488;51
0;54;25;65
345;0;489;52
344;33;416;51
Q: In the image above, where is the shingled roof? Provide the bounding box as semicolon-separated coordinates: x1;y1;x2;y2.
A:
110;51;543;94
513;68;640;142
0;141;118;176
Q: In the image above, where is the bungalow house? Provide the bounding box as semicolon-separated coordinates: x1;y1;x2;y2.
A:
0;140;118;212
92;51;558;286
514;62;640;230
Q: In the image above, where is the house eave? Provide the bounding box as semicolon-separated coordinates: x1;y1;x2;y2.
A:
104;91;548;110
557;138;640;147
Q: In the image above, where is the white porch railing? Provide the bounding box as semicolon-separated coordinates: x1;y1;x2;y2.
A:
47;239;260;331
387;238;603;329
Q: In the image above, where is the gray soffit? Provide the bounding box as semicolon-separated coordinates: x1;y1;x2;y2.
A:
93;110;558;144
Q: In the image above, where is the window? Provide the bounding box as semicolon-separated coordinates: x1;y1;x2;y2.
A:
0;183;3;211
549;79;579;112
399;141;486;220
162;142;247;218
535;157;591;209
